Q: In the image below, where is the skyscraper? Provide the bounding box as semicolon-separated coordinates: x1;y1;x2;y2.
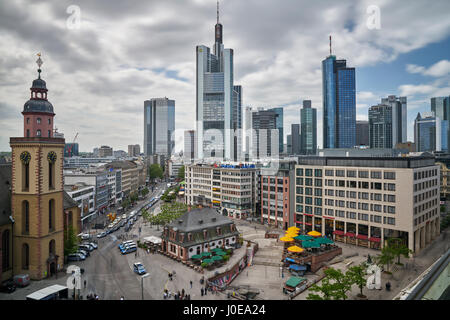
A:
196;2;242;160
184;130;196;163
144;97;175;157
355;120;369;147
300;100;317;154
322;38;356;148
414;112;441;152
251;109;279;159
431;96;450;152
369;104;393;149
268;107;284;154
291;124;301;155
381;95;407;145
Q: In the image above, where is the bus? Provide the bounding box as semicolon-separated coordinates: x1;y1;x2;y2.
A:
26;284;69;300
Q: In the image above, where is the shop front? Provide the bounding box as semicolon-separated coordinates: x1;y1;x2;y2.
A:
304;215;313;233
345;223;357;245
369;226;381;250
313;217;322;234
324;218;334;238
357;224;369;248
333;220;345;243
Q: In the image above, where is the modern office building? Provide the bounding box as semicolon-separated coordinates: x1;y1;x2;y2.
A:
369;104;393;149
259;160;296;229
184;163;258;220
286;135;292;155
196;3;242;161
294;155;440;253
64;183;96;221
251;109;280;159
381;95;407;145
269;107;284;154
291;124;301;155
128;144;140;157
356;120;369;147
144;97;175;157
300;100;317;154
184;130;196;163
98;145;113;157
64;142;79;157
431;97;450;152
414;112;441;152
322;49;356;149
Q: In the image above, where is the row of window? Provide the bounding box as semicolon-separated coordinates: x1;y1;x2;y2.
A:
262;177;285;184
322;190;396;202
414;209;438;226
26;117;51;125
414;198;439;214
414;179;438;192
296;168;397;180
322;180;396;191
414;169;438;180
414;188;438;204
296;211;396;225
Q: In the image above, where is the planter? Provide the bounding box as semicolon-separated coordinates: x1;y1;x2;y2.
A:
354;294;368;300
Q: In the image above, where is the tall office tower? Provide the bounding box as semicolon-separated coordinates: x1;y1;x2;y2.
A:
381;95;407;145
196;2;241;160
431;96;450;152
322;37;356;148
251;109;279;159
244;106;253;156
369;104;393;149
267;107;284;154
128;144;140;157
286;135;292;154
144;97;175;156
184;130;196;163
355;121;369;147
291;124;301;155
414;112;441;152
300;100;317;154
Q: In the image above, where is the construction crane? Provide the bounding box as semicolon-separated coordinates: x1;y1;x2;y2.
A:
67;132;79;157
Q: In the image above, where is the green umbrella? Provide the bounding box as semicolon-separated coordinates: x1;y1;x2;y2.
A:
316;237;334;245
202;258;213;264
215;251;227;256
201;251;212;257
212;255;223;261
294;235;314;241
191;254;202;260
211;248;222;253
301;240;320;248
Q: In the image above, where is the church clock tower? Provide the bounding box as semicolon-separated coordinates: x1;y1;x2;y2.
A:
10;54;65;280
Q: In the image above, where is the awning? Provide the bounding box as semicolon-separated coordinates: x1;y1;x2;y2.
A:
333;230;345;236
369;237;381;243
285;276;306;288
289;264;307;271
356;234;368;240
345;232;356;238
285;257;296;263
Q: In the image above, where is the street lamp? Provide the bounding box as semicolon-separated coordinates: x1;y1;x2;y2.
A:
9;216;15;277
141;273;150;300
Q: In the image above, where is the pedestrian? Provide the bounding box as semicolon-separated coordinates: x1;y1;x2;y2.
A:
135;252;137;258
190;280;193;289
181;288;185;297
204;286;207;295
84;280;87;289
120;296;124;300
201;288;204;296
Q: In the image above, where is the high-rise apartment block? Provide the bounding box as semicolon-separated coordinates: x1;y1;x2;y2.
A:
128;144;140;157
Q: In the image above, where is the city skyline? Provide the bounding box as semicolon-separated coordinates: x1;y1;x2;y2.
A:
0;0;450;153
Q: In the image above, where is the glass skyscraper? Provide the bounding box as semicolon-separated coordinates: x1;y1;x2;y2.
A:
414;112;441;152
369;104;393;149
322;55;356;148
268;107;283;154
300;100;317;154
431;96;450;152
196;3;242;160
144;97;175;156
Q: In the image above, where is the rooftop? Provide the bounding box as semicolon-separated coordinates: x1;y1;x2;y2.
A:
166;207;234;233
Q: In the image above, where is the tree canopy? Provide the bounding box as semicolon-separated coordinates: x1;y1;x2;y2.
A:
149;163;164;179
177;165;185;179
307;268;353;300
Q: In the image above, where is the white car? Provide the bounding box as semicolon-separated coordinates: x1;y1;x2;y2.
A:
78;233;90;240
87;242;98;249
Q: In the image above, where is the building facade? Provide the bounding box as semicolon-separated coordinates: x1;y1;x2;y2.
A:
185;163;258;220
128;144;140;157
184;130;196;163
300;100;317;154
356;120;369;147
64;183;95;221
431;97;450;152
64;143;79;157
414;112;441;152
369;104;393;149
294;156;440;253
161;207;240;262
251;109;279;159
144;98;175;157
98;146;113;157
290;124;301;155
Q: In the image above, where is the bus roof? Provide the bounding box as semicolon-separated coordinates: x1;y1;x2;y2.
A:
26;284;68;300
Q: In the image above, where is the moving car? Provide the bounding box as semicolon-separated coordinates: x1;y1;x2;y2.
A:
133;262;146;275
121;245;137;255
97;232;107;238
67;253;85;261
118;240;135;250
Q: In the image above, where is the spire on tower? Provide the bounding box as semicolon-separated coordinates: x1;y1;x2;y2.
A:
329;35;332;56
36;52;43;79
217;0;219;24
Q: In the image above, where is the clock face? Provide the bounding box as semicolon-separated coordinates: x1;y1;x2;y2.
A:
47;151;57;164
20;151;31;165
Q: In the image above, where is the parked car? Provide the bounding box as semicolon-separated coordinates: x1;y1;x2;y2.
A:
79;244;93;252
121;245;137;255
97;232;107;238
133;262;146;275
67;253;85;261
85;242;98;249
77;249;89;257
13;274;30;288
0;280;16;293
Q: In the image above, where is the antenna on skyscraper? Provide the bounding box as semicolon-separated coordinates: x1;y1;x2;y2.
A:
329;35;332;56
217;0;220;24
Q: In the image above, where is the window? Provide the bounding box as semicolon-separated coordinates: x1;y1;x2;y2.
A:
325;170;334;176
37;129;41;136
2;230;10;270
337;180;345;187
347;212;357;219
48;118;51;125
359;181;369;189
359;213;369;221
26;118;30;124
327;189;334;196
296;205;303;213
22;243;29;270
305;169;313;177
22;162;30;191
305;178;313;186
314;198;322;206
296;168;303;176
26;129;30;137
384;172;396;180
49;199;55;232
305;187;313;195
314;188;322;196
314;169;322;177
296;178;303;185
37;118;41;124
314;207;322;215
305;197;313;205
314;179;322;187
296;187;303;194
48;130;51;137
305;206;312;214
22;201;30;234
296;196;303;204
336;170;345;177
371;171;381;179
347;170;356;177
49;239;56;256
358;171;369;178
49;162;55;189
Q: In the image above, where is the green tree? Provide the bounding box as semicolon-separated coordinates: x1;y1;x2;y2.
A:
64;225;79;256
376;245;395;273
388;238;412;265
149;164;163;180
177;165;185;179
347;263;368;298
306;268;352;300
141;187;149;197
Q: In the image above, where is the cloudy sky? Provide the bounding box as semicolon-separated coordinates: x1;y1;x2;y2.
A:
1;0;450;153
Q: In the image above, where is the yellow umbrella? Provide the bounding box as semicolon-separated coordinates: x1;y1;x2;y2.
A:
307;230;322;237
288;226;300;232
280;236;294;242
285;231;299;237
287;246;304;253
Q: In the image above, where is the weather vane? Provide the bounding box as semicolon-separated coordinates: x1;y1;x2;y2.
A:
36;52;43;78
